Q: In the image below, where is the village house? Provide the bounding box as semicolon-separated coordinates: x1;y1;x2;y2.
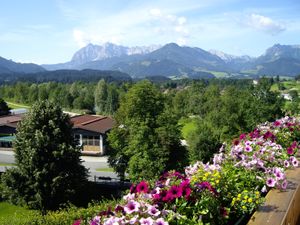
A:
0;113;114;155
70;115;115;155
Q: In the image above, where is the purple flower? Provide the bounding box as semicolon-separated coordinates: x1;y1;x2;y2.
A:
196;181;217;194
284;160;290;168
292;159;299;167
281;180;288;190
274;168;285;180
290;156;299;167
140;217;154;225
124;200;140;214
155;218;169;225
245;146;253;152
90;216;100;225
266;177;276;187
147;205;160;217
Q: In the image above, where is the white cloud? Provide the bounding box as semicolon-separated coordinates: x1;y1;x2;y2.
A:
148;8;189;45
246;14;286;35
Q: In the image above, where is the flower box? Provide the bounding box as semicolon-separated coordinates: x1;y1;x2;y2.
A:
247;166;300;225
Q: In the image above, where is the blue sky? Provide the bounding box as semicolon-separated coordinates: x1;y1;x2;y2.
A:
1;0;300;64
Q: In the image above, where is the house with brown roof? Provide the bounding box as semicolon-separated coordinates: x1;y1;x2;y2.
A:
70;115;115;155
0;113;115;155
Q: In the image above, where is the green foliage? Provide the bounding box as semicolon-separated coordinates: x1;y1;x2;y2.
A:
0;101;88;212
108;80;188;181
0;200;118;225
178;78;284;162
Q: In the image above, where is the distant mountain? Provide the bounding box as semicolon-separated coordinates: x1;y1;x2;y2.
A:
41;43;300;78
253;44;300;76
43;43;160;70
0;69;131;83
0;56;45;74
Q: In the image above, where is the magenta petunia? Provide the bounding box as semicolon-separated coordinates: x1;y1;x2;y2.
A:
168;185;183;198
239;133;247;140
162;192;175;202
72;219;81;225
182;187;192;200
287;147;294;155
273;120;281;127
136;180;149;193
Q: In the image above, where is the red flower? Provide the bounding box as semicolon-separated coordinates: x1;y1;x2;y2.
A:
233;139;240;146
136;180;149;193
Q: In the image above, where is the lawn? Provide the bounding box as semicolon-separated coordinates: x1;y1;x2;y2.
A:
0;163;15;166
179;117;198;140
0;202;38;225
6;101;30;109
95;167;114;172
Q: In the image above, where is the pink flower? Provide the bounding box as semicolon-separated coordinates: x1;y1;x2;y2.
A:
239;133;247;140
182;187;192;200
136;181;149;193
281;180;288;190
124;200;140;214
155;218;169;225
168;185;183;198
147;205;160;217
140;217;154;225
245;146;253;152
284;160;290;168
73;219;81;225
273;120;281;127
266;177;276;187
287;147;294;155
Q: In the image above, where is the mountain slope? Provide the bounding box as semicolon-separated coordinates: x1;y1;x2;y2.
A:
41;42;300;78
0;56;45;74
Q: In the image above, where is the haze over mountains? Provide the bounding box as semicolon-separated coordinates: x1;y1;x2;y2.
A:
1;43;300;80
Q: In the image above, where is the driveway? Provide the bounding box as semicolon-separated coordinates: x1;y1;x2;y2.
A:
0;150;118;180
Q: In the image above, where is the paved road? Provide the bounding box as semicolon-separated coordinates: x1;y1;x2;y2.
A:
0;150;118;180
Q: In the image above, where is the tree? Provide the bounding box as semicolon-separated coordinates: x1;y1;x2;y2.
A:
0;98;10;116
0;101;88;212
108;80;188;181
94;79;108;114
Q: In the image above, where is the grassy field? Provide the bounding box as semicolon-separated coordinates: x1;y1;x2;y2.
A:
6;101;30;109
179;117;198;140
95;167;114;172
0;163;15;166
0;202;33;219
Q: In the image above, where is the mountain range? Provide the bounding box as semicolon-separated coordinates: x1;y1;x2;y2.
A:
2;43;300;79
